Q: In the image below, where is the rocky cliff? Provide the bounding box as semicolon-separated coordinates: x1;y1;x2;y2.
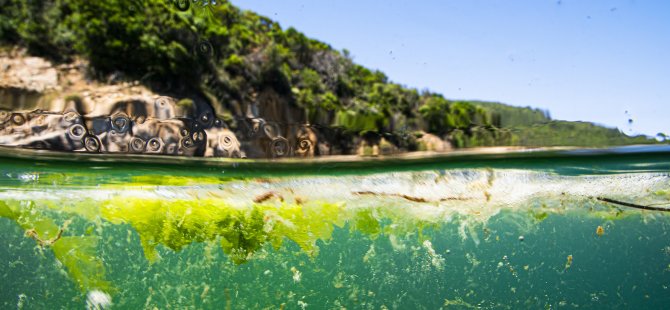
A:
2;50;432;158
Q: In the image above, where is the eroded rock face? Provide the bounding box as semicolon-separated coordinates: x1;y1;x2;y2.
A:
0;109;206;156
0;52;246;157
0;52;420;158
0;53;327;158
0;55;59;93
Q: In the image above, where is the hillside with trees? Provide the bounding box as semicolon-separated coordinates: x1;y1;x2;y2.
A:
0;0;655;157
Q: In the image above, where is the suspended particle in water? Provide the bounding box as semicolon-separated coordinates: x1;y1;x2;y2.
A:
17;294;27;309
501;255;517;277
290;266;301;283
422;240;445;270
86;290;112;310
596;225;605;237
200;285;210;300
662;246;670;257
565;254;573;270
590;293;599;302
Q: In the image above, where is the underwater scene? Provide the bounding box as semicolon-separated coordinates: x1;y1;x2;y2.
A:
1;146;670;309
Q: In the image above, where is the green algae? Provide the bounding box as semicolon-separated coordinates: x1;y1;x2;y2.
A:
100;198;349;263
51;236;111;293
127;175;233;186
0;188;664;298
0;200;110;293
654;189;670;199
350;209;382;237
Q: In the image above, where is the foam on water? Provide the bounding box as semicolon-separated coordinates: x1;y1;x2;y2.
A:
1;169;668;222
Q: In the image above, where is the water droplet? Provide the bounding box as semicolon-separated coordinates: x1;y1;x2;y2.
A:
130;137;145;152
84;136;101;152
68;124;86;140
11;113;25;125
174;0;190;11
196;40;214;58
147;138;162;152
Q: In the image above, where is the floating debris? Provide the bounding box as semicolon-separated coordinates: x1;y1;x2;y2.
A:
565;255;573;270
253;191;284;203
86;290;112;310
502;255;518;277
290;267;301;283
422;240;445;270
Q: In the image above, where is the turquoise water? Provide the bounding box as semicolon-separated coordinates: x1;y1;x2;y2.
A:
1;146;670;309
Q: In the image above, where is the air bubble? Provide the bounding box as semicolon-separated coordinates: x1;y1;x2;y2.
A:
192;131;205;142
198;111;213;128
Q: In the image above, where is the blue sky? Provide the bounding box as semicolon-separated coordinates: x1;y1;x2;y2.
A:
234;0;669;137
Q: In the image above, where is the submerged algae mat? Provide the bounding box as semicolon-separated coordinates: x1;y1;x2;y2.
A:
1;147;670;308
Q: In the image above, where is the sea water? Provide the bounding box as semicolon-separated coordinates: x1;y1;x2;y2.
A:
1;146;669;309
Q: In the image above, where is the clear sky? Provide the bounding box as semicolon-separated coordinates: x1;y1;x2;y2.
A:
233;0;669;137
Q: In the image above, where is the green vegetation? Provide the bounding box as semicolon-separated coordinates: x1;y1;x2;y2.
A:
0;196;428;292
473;101;551;127
0;0;655;147
0;200;111;293
0;179;650;293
